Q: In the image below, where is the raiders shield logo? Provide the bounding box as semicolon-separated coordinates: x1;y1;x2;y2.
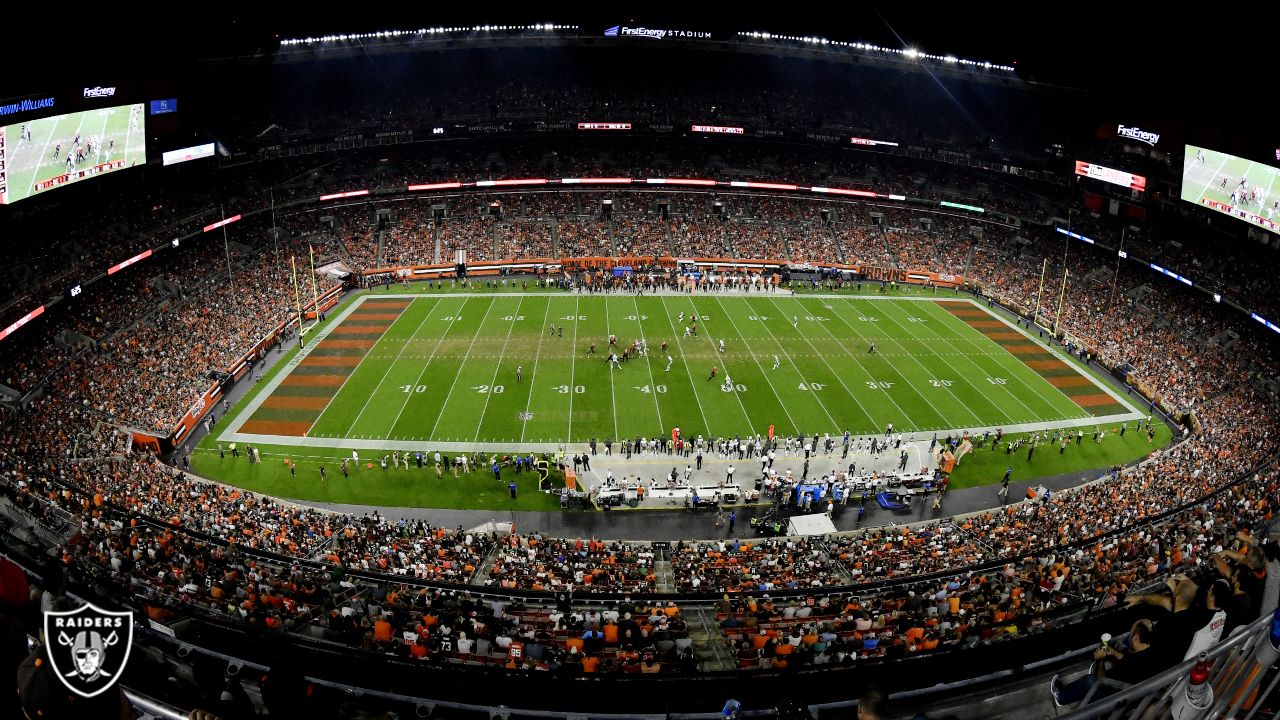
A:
44;603;134;698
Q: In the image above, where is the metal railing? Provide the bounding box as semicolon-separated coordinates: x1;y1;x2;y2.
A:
1060;608;1280;720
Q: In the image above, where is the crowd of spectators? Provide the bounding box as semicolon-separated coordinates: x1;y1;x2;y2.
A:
555;219;613;257
497;221;555;260
611;218;671;257
1;158;1278;677
439;217;497;262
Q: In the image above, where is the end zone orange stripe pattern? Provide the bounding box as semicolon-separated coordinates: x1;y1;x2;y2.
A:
937;300;1127;416
242;299;410;437
239;420;316;436
319;339;376;349
300;356;363;367
261;396;332;410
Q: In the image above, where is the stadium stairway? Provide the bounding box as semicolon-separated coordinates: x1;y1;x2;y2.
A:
874;224;893;263
824;221;846;264
653;558;675;593
605;218;618;256
686;607;735;672
661;217;676;256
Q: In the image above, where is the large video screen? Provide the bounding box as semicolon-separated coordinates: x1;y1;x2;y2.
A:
0;103;146;205
1181;145;1280;234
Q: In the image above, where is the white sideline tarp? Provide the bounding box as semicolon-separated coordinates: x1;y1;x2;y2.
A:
786;513;837;537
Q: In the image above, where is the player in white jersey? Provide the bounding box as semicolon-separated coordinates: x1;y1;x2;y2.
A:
772;355;780;370
665;355;673;372
718;339;725;353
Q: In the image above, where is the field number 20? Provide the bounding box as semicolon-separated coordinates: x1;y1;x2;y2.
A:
473;385;505;394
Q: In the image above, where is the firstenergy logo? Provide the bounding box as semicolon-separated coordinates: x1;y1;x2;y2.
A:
604;26;710;40
1117;125;1160;146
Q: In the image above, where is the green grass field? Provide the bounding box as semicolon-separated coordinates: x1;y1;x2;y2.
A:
3;104;146;204
192;444;565;512
945;424;1173;490
194;288;1163;508
226;291;1139;443
1181;145;1280;229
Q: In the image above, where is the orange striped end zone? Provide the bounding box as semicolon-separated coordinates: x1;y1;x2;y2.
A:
933;300;1129;417
261;396;332;410
318;339;376;349
239;298;410;439
281;374;347;387
1005;344;1047;355
331;324;390;335
300;355;363;367
239;420;314;436
1073;393;1121;408
1026;359;1068;370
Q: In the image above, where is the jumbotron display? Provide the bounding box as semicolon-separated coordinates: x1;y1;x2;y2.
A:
1181;144;1280;234
0;103;146;204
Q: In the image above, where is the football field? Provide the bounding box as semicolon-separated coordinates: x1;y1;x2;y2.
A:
221;291;1142;450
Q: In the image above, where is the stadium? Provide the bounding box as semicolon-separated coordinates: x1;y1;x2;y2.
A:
0;11;1277;720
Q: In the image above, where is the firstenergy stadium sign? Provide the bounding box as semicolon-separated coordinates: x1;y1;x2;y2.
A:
604;25;712;40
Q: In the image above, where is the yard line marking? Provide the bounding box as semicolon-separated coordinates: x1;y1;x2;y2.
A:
912;300;1069;421
472;296;525;439
875;299;1026;423
657;296;712;436
1197;152;1232;205
736;297;847;432
383;297;470;436
688;297;757;433
603;296;620;440
713;295;803;433
427;297;499;439
631;295;665;431
519;297;554;442
822;297;972;426
568;296;580;442
343;298;442;433
765;295;911;428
